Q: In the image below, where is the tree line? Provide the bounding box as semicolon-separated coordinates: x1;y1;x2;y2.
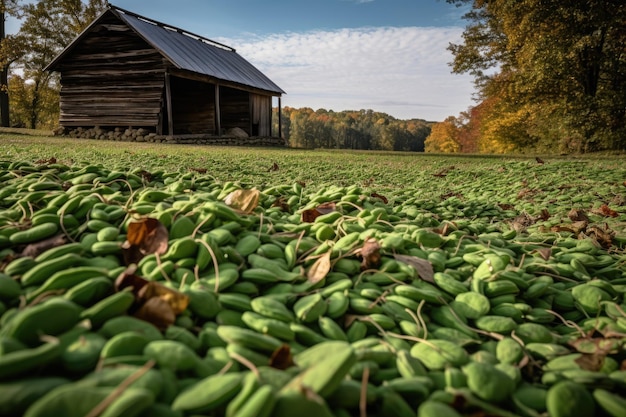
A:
273;107;431;151
426;0;626;154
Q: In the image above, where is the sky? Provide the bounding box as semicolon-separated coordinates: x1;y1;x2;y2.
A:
10;0;477;122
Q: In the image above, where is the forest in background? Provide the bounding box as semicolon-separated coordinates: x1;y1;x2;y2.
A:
1;1;625;154
272;107;431;151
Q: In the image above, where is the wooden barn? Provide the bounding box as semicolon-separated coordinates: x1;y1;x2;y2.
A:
45;4;285;139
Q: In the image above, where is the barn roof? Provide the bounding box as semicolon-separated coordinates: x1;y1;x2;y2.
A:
45;5;285;95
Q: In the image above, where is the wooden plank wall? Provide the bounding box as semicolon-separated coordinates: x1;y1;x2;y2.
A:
56;15;166;128
251;94;272;136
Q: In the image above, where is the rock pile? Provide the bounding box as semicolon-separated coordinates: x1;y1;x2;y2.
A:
54;126;286;146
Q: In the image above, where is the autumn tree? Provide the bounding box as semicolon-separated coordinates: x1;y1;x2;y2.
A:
9;0;107;128
0;0;20;127
447;0;626;152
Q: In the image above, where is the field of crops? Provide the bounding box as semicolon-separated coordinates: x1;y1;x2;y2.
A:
1;134;626;417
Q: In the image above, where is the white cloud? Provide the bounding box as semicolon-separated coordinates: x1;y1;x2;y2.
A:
218;26;476;121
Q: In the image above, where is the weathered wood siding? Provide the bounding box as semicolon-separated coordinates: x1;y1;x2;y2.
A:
55;15;166;127
252;94;272;136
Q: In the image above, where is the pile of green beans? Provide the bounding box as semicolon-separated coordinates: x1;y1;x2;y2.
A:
0;158;624;417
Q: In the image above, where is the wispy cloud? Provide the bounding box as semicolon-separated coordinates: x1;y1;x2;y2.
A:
219;26;475;121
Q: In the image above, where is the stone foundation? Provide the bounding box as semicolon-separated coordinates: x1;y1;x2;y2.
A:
54;126;286;146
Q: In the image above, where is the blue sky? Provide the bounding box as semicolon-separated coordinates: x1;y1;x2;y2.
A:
12;0;476;121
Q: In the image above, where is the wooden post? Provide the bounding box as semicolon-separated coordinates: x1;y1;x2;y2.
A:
249;93;253;136
215;84;221;136
165;72;174;137
278;97;282;140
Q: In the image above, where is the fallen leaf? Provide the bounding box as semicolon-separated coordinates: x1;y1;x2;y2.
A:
301;202;336;222
358;238;381;270
593;204;619;218
134;297;176;329
307;251;331;284
574;353;605;371
316;202;336;214
137;282;189;315
122;218;168;265
21;234;67;258
114;266;149;294
370;193;388;204
535;157;545;164
268;162;279;172
533;247;552;261
586;226;614;249
552;220;589;235
270;344;295;370
393;254;434;283
224;189;260;214
114;265;189;329
568;208;590;222
134;170;154;183
35;157;57;165
271;196;291;212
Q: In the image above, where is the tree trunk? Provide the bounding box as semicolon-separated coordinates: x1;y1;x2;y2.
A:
0;9;9;127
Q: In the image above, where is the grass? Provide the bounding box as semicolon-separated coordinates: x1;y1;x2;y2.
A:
2;132;626;236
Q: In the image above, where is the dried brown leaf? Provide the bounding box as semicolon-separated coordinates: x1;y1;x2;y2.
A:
568;208;590;222
301;202;336;223
134;297;176;329
269;162;279;172
224;189;260;214
271;196;291;212
307;251;331;284
270;344;295;370
532;247;552;261
316;202;336;214
359;238;381;270
593;204;619;218
587;226;614;249
137;282;189;315
574;353;605;371
370;192;388;204
35;157;57;165
301;209;320;223
393;254;434;284
114;266;148;294
123;218;168;265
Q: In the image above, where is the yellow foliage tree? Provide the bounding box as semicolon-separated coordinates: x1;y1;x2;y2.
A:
424;116;461;153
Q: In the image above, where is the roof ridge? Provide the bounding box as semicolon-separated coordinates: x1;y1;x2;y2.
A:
107;2;236;52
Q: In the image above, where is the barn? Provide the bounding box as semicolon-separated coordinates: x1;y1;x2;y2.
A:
44;4;285;142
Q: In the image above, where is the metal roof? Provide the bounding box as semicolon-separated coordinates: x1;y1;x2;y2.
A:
47;5;285;95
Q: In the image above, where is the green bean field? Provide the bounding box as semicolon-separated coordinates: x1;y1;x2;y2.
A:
1;134;625;417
